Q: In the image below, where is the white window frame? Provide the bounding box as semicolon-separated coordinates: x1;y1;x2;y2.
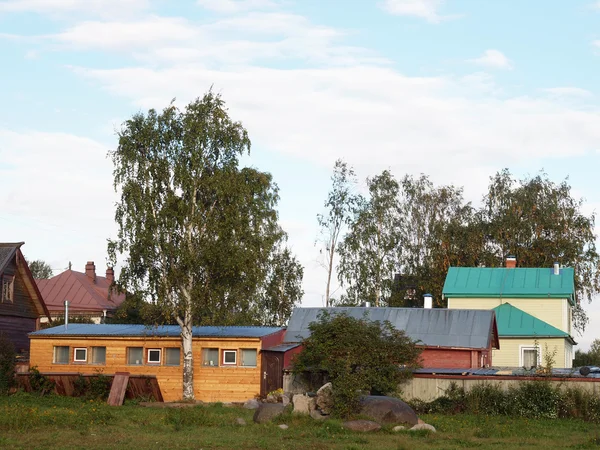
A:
147;348;161;364
519;345;541;368
222;350;237;365
73;347;88;363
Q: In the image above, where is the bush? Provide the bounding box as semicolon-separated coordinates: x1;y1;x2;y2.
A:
292;311;421;418
0;333;16;395
28;367;55;395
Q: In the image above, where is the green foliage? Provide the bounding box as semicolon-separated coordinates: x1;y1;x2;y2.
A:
0;333;16;395
316;159;358;306
73;373;112;401
27;367;55;396
107;294;175;325
574;339;600;367
292;311;421;417
41;315;95;329
26;259;53;279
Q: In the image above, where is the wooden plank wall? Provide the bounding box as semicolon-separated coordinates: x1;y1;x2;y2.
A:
29;336;264;402
0;316;36;353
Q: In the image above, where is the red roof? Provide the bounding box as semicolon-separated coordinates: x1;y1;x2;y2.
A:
36;269;125;314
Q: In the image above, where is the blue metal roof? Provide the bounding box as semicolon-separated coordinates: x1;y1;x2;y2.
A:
30;323;283;338
284;307;497;349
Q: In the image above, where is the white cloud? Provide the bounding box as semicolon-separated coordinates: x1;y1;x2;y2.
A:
593;40;600;50
197;0;278;14
0;0;150;18
381;0;459;24
470;49;513;70
542;87;593;98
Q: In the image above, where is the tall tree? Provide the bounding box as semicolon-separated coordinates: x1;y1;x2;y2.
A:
27;259;53;279
482;169;600;331
316;159;357;306
338;170;401;306
108;92;289;400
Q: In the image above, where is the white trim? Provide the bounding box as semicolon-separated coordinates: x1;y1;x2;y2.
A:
73;347;88;363
519;344;540;368
223;350;237;365
147;348;161;364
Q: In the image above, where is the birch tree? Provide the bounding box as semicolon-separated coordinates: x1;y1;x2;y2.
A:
108;92;284;400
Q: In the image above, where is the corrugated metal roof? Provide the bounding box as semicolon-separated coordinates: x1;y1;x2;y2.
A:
442;267;575;304
263;343;301;352
283;307;496;349
30;323;283;338
492;303;573;343
414;367;600;378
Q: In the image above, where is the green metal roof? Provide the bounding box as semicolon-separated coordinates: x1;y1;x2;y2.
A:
492;303;575;344
442;267;575;305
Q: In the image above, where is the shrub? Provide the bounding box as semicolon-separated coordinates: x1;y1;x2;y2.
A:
508;381;561;419
292;311;421;418
28;367;55;395
0;333;16;395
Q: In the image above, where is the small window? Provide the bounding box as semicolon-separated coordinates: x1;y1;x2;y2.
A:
91;347;106;365
522;347;539;368
223;350;237;365
74;348;87;362
53;346;69;364
148;349;161;364
202;348;219;367
241;349;257;367
128;347;143;365
165;348;180;366
1;275;14;303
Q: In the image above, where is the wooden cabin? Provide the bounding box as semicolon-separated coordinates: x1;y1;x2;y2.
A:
0;242;50;353
29;324;285;402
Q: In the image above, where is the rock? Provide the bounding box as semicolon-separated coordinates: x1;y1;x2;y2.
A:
410;423;436;433
282;394;290;407
417;418;425;424
342;420;382;432
236;418;246;426
310;409;329;420
265;394;278;403
393;426;406;432
293;394;316;415
243;399;260;410
278;424;289;430
253;403;286;424
358;396;418;426
316;382;334;415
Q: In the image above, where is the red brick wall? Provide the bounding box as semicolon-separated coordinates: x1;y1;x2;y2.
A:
420;348;474;369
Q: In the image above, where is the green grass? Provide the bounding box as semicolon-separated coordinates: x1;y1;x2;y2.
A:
1;393;600;449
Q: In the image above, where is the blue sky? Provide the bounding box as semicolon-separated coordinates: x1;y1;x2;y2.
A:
2;0;600;349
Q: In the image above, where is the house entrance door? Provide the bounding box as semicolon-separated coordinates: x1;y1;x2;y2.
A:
260;352;282;397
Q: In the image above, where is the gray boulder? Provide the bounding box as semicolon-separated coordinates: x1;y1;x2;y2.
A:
359;396;418;426
253;403;286;424
236;418;247;426
316;382;334;415
292;394;316;415
310;409;329;420
243;399;260;410
393;425;406;431
410;423;436;433
342;420;382;432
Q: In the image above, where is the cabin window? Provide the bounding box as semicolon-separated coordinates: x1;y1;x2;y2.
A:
223;350;237;365
1;275;14;303
520;346;540;368
147;349;161;364
53;346;69;364
202;348;219;367
241;349;257;367
127;347;143;365
73;348;88;363
92;347;106;365
165;348;180;366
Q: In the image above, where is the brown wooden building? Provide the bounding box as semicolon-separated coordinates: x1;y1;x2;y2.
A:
0;242;50;353
29;324;285;402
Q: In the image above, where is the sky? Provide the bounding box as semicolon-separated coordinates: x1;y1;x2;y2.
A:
2;0;600;349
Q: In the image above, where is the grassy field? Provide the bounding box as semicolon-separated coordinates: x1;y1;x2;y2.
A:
1;393;599;449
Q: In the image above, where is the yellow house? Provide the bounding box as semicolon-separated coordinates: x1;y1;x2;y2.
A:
443;262;577;368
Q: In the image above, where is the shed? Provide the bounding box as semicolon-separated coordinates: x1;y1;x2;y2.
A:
284;307;499;369
29;323;285;402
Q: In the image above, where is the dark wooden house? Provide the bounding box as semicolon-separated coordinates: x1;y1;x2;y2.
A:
0;243;50;353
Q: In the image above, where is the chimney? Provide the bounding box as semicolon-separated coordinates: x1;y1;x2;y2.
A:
85;261;96;283
423;294;433;309
106;267;114;285
505;256;516;269
554;262;560;275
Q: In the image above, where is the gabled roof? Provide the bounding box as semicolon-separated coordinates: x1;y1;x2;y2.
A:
492;303;576;344
30;323;283;338
443;267;575;305
0;242;50;319
284;307;499;350
36;270;125;314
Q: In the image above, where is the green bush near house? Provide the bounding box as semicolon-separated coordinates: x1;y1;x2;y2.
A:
0;333;16;395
